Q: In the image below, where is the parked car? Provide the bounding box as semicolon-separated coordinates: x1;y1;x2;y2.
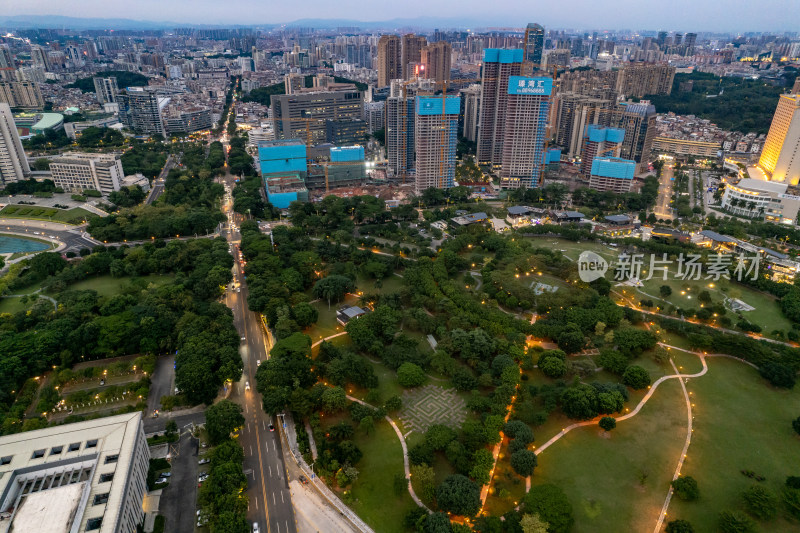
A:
198;458;210;465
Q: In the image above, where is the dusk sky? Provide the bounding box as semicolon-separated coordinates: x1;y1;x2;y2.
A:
7;0;800;32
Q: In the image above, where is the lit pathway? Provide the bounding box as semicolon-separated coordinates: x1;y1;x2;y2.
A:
310;331;348;349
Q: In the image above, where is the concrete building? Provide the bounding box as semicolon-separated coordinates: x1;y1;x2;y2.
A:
0;45;14;69
64;116;122;140
499;76;552;189
544;49;571;68
377;35;402;88
284;73;305;95
386;88;415;181
271;88;363;145
420;41;451;84
477;48;523;166
554;92;615;159
401;34;427;80
0;102;30;186
598;101;657;173
307;145;366;190
581;125;624;177
30;45;51;71
324;119;367;146
460;84;481;142
0;412;149;533
257;140;308;208
92;77;119;105
758;94;800;185
652;136;721;157
616;63;675;98
163;107;213;134
117;87;168;138
363;101;385;134
588;156;636;193
49;152;125;194
415;95;460;191
722;178;800;223
0;81;45;109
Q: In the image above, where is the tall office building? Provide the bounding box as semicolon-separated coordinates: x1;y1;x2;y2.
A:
684;33;697;55
93;77;119;104
401;34;427;79
0;45;13;69
0;102;30;186
523;23;545;73
477;48;523;166
117;87;168;138
414;95;459;191
420;41;451;84
386;85;416;181
363;101;385;134
759;94;800;185
377;35;402;87
553;92;615;159
499;76;552;189
580;125;624;177
271;88;364;145
0;81;44;109
460;84;481;142
30;45;51;71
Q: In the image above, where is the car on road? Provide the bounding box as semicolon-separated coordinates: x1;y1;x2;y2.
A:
152;409;159;418
299;475;308;485
256;359;261;367
252;523;260;533
198;458;210;465
174;387;179;395
241;336;246;341
245;381;250;391
268;423;274;431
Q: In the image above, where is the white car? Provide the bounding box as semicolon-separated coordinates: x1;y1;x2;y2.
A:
256;360;261;367
245;381;250;391
252;523;259;533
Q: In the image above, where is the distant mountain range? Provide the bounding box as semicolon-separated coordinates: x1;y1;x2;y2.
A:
0;14;523;31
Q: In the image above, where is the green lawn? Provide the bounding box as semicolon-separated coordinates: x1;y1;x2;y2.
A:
305;295;354;343
355;273;404;295
0;297;31;314
526;378;688;532
64;274;175;298
669;357;800;532
526;237;619;263
0;205;94;225
348;420;416;533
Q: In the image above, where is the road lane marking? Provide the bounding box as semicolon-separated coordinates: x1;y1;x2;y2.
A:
272;492;276;505
281;491;284;503
250;445;253;455
269;465;272;477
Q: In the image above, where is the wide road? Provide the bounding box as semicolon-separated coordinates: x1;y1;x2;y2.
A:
222;182;297;533
653;163;675;220
145;153;177;205
0;220;100;254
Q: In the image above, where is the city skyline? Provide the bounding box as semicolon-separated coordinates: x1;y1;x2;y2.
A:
5;0;800;32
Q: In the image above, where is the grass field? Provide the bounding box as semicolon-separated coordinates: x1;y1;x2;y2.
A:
0;296;31;314
526;378;688;532
669;357;800;532
346;419;416;533
65;274;175;297
526;237;619;263
0;205;94;225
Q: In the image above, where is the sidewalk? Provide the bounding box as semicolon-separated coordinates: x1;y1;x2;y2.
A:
282;412;375;533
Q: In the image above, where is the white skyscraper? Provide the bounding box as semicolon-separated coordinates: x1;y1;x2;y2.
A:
0;102;30;186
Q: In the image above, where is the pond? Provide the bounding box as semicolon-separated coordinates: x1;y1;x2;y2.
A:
0;235;50;254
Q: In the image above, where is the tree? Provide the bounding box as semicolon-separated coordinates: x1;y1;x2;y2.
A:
660;285;673;297
520;513;549;533
540;356;568;379
623;365;651;390
205;400;245;445
599;416;617;432
671;476;700;501
435;475;481;516
321;386;347;412
793;415;800;436
504;420;534;444
742;484;778;520
292;302;319;327
411;464;436;502
422;512;453;533
759;362;796;389
560;384;598;420
613;328;657;356
597;349;628;375
665;519;695;533
556;324;585;353
397;362;427;387
510;449;538;477
312;275;355;308
718;510;757;533
165;419;178;437
384;395;402;412
359;415;375;435
522;484;574;533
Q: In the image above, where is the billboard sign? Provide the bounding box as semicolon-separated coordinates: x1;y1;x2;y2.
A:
508;76;553;96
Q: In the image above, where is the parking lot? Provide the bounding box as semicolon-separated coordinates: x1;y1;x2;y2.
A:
158;431;200;533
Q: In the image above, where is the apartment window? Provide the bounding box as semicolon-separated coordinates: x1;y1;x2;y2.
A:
99;472;114;483
50;446;63;456
93;493;109;505
68;443;81;452
0;456;12;466
86;440;98;449
104;454;119;464
86;517;103;530
31;449;45;459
